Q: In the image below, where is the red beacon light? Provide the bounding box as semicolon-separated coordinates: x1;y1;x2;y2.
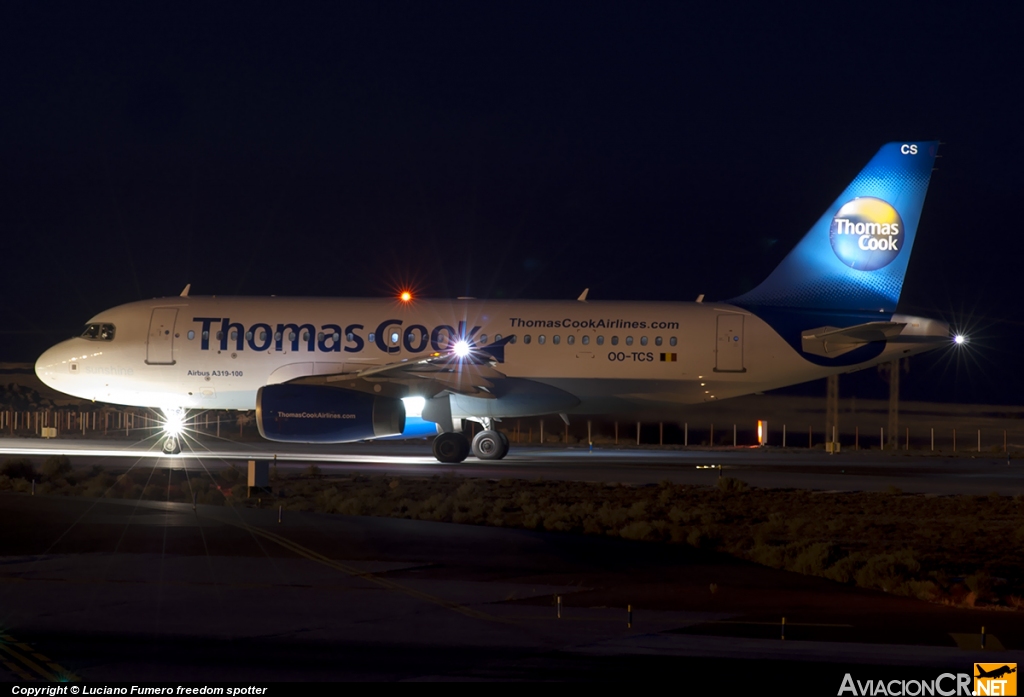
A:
399;291;413;303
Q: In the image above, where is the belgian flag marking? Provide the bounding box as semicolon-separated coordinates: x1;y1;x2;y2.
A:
660;353;677;362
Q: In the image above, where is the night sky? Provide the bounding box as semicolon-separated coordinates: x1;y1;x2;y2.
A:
2;3;1021;404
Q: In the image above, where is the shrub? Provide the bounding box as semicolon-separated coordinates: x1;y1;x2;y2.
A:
41;455;72;480
854;550;921;593
1;458;36;480
717;476;749;493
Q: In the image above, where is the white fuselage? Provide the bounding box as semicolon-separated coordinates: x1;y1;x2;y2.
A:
35;296;949;420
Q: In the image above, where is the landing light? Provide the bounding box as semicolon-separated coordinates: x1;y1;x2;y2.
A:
453;340;471;358
161;408;185;437
953;334;967;345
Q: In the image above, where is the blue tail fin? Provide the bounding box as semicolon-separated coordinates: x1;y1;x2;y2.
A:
731;142;938;312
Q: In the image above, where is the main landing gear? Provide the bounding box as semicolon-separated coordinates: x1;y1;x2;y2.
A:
471;429;509;460
431;424;510;463
432;432;470;463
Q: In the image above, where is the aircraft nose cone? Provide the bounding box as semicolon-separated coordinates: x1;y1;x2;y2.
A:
35;341;72;390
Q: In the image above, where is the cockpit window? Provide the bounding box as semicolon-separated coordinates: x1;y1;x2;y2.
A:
81;323;116;341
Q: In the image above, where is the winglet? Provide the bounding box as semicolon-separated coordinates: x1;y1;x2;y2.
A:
577;288;589;302
180;284;191;297
477;335;516;364
696;294;704;303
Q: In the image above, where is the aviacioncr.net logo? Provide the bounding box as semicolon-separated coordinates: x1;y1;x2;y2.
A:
829;196;905;271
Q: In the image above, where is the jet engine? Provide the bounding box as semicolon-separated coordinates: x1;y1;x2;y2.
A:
256;384;405;443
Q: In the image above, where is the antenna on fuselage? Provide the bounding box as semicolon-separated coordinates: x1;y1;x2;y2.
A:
180;284;191;297
577;288;589;302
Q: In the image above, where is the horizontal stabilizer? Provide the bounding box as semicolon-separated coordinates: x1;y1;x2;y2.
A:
801;321;905;358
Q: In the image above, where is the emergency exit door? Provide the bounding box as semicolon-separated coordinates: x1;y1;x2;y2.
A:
146;308;178;365
715;314;745;372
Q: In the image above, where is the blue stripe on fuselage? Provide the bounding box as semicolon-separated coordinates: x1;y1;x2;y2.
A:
738;305;889;366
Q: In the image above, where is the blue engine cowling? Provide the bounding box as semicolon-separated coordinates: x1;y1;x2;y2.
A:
256;384;405;443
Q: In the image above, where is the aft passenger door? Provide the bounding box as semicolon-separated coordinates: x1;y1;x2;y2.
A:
714;314;745;373
146;308;178;365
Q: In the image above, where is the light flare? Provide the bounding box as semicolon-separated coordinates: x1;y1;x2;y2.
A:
161;408;186;438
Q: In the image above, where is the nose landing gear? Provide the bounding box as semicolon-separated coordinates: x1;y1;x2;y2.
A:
162;436;181;455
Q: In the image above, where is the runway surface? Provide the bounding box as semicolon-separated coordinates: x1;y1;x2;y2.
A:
2;436;1024;495
0;494;1017;682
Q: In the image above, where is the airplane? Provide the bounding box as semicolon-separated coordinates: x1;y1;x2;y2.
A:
35;141;958;463
976;665;1016;680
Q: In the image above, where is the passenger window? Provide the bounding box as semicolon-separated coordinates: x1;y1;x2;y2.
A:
288;331;296;342
611;336;619;346
334;332;341;342
640;336;648;346
495;334;502;342
260;330;268;342
479;334;488;344
347;332;355;342
216;331;223;341
509;335;516;344
369;333;375;343
318;332;325;342
655;336;663;346
390;331;399;344
246;331;253;341
524;335;531;344
596;336;604;345
231;330;239;341
582;335;590;345
187;330;195;340
670;337;677;346
567;335;574;345
303;331;310;342
625;336;633;346
553;335;560;345
202;330;209;341
538;335;546;344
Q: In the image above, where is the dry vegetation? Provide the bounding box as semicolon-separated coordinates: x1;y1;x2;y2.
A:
2;456;1022;609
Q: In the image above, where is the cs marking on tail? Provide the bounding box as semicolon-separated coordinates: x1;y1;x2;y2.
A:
901;143;919;155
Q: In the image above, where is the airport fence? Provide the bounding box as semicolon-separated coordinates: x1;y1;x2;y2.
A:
0;408;1021;454
0;408;254;439
482;418;1022;454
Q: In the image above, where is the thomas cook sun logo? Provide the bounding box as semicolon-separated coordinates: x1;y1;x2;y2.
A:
828;197;905;271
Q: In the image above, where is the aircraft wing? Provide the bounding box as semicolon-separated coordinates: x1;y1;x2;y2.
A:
290;336;516;398
801;321;906;358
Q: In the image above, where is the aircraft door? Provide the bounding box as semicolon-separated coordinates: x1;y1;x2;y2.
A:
714;314;745;372
147;308;178;365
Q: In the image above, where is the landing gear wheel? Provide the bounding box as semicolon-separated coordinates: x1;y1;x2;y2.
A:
162;436;181;455
472;429;509;460
433;432;470;463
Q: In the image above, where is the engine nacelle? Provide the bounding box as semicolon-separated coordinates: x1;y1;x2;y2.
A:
256;384;405;443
